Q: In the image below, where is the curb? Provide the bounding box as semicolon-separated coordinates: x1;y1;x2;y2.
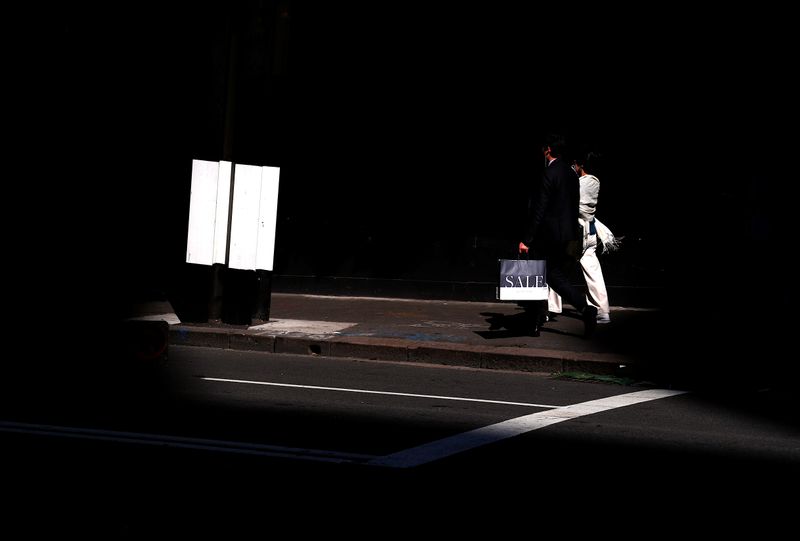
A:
169;325;633;377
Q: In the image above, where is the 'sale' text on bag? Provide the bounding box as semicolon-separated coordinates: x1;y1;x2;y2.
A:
504;275;546;287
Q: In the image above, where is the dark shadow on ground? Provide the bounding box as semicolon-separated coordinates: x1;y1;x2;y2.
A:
476;310;537;339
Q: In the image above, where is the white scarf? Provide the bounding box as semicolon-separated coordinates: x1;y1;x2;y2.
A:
578;174;621;253
594;217;621;253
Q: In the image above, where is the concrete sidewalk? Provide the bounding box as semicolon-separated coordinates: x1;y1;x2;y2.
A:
129;293;667;379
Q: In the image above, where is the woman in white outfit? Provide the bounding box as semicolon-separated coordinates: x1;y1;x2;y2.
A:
548;152;619;323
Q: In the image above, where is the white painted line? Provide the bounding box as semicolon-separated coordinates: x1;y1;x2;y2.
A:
248;319;356;335
0;420;377;464
369;388;687;468
202;377;563;409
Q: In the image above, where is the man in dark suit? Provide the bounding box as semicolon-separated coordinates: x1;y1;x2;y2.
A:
520;134;598;338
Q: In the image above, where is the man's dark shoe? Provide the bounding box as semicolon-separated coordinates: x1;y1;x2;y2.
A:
582;305;598;338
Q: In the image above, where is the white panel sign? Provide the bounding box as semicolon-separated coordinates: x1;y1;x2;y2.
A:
255;166;280;271
188;160;279;271
228;164;263;270
212;161;232;264
186;159;219;265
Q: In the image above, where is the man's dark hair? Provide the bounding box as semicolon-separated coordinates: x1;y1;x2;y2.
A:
544;133;567;158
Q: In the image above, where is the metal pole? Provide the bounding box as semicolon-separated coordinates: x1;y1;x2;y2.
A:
209;14;238;321
253;269;273;321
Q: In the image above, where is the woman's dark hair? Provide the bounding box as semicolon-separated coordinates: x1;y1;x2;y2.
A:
578;151;603;174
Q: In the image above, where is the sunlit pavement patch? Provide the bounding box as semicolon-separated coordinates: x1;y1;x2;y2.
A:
249;319;357;335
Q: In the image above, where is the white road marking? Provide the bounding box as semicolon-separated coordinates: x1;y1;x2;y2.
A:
202;377;564;409
2;390;687;469
248;319;356;334
369;388;687;468
0;421;377;464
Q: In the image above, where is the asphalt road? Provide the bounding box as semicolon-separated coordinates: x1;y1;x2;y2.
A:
3;346;798;534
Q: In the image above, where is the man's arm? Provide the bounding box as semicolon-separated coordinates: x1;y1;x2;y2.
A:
523;169;554;247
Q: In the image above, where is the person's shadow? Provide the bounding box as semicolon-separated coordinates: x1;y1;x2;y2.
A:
476;309;577;339
475;309;537;339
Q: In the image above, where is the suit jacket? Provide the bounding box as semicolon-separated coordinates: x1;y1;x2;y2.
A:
524;158;580;251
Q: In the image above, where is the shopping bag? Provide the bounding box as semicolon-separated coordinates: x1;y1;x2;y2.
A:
496;258;548;301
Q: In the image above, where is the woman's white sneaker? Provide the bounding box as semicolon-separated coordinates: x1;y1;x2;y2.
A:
597;312;611;324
